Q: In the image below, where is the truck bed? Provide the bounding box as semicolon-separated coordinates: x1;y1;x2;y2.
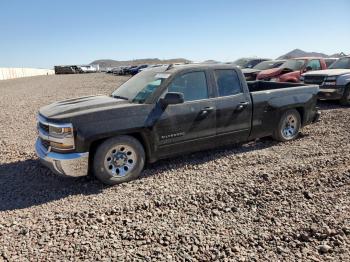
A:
247;81;305;92
246;81;319;139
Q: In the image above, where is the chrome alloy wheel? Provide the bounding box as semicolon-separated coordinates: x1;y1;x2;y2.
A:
104;145;137;177
282;114;298;139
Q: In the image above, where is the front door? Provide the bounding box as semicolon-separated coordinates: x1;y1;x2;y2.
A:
153;70;216;157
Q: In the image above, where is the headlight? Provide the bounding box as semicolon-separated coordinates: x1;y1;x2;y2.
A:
48;124;74;151
49;125;73;137
300;76;305;82
37;115;75;152
270;78;279;82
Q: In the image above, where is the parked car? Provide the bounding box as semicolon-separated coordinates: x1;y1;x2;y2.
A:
79;65;98;73
35;64;320;185
229;58;271;69
325;58;338;68
257;57;327;82
123;65;138;75
301;56;350;105
242;60;285;81
112;66;128;75
130;64;149;75
54;65;83;74
139;64;166;72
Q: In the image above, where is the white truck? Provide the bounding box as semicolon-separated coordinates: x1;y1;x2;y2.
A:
301;56;350;105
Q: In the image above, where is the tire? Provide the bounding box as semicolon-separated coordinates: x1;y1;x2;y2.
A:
340;85;350;106
93;136;145;185
272;109;301;142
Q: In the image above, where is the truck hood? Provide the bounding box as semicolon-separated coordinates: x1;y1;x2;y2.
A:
39;95;131;120
257;68;282;79
279;71;301;82
257;67;296;80
303;69;350;76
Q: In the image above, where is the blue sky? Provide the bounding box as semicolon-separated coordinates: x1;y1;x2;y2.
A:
0;0;349;68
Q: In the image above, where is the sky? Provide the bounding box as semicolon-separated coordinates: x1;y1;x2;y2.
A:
0;0;349;69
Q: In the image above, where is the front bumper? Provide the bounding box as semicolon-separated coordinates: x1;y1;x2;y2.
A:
318;86;345;100
35;138;89;177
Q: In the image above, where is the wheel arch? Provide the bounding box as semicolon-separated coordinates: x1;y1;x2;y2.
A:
87;131;153;173
295;107;305;126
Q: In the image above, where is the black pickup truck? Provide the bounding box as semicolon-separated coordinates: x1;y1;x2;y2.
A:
36;64;320;185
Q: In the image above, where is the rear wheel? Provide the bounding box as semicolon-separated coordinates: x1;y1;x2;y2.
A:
340;85;350;106
273;109;301;142
93;136;145;185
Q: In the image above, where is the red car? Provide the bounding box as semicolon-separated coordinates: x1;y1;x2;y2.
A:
256;57;327;82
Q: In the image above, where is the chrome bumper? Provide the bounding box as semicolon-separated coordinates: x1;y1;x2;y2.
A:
35;138;89;177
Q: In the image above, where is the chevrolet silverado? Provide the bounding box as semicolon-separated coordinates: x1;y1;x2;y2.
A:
36;64;320;185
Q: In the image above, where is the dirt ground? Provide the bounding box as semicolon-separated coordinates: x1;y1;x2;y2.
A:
0;73;349;261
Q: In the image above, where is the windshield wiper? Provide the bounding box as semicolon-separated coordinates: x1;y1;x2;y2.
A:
112;95;129;101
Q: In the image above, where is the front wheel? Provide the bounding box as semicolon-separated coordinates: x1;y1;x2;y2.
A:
340;85;350;106
272;109;301;142
93;136;145;185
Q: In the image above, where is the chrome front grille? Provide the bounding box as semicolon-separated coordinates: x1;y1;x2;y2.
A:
304;75;326;85
38;121;49;133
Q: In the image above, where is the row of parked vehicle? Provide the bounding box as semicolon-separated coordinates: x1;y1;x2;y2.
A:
54;65;99;74
107;64;168;76
229;56;350;105
107;56;350;105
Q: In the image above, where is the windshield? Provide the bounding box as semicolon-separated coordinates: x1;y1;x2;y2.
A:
112;67;170;104
254;61;279;70
329;57;350;69
280;59;305;71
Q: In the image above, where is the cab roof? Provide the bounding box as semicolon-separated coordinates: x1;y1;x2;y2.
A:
165;63;239;73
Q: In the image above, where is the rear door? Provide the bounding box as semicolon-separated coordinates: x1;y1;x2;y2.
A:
212;69;252;142
153;70;217;156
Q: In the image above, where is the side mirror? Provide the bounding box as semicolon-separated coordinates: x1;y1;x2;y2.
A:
160;92;184;107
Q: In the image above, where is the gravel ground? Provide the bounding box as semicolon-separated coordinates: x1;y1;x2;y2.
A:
0;73;349;261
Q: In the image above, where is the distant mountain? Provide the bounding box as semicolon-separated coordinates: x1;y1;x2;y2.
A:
329;52;348;58
277;49;328;59
90;58;191;69
278;49;348;59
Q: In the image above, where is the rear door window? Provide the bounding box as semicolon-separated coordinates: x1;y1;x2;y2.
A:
214;70;242;97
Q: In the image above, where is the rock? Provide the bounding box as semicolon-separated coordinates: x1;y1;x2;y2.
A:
232;246;240;252
299;233;310;242
303;191;313;199
212;209;220;216
318;244;332;254
277;246;287;254
261;173;271;181
96;216;105;223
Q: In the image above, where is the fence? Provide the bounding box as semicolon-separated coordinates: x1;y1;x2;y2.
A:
0;68;55;80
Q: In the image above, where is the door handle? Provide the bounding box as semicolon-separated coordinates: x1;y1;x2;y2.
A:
199;106;214;118
201;106;214;112
235;102;249;112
